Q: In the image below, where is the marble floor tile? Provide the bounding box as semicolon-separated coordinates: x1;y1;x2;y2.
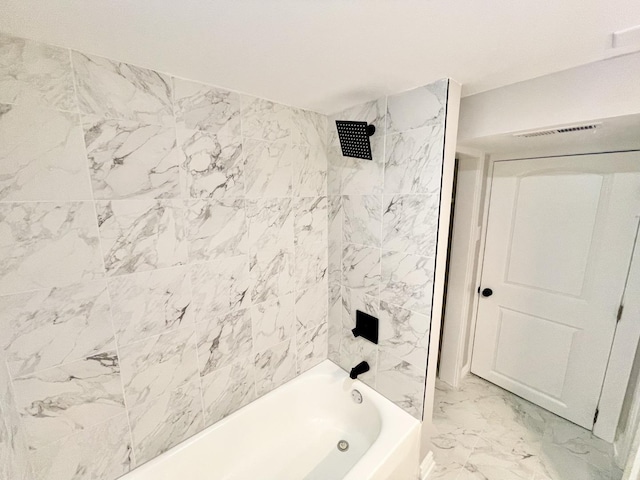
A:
432;374;621;480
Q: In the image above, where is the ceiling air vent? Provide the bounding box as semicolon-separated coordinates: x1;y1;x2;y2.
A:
513;123;601;138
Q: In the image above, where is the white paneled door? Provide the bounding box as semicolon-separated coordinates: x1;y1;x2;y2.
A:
471;152;640;428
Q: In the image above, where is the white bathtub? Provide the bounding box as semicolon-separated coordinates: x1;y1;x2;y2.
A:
121;360;421;480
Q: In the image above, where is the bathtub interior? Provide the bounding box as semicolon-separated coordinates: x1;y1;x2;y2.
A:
121;361;417;480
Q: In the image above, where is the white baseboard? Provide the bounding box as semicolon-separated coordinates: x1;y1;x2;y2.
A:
420;451;436;480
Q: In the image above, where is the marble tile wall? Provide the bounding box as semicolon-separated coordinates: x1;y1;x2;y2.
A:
327;79;450;419
0;32;328;480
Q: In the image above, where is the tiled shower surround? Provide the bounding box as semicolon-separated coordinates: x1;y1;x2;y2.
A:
326;82;449;419
0;32;328;479
0;32;452;480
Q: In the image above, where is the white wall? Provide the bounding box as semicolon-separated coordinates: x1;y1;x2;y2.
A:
458;52;640;142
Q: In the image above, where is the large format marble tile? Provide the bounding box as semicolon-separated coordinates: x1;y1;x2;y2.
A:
376;351;425;419
294;196;327;246
429;420;480;480
380;251;434;315
253;339;296;397
541;415;614;476
296;322;328;373
382;194;439;256
384;125;444;195
196;308;252;376
386;80;448;134
186;198;247;261
83;117;180;199
250;248;294;304
326;144;344;195
295;240;328;288
295;280;328;334
128;379;204;466
173;78;241;136
29;413;132;480
327;284;342;364
190;256;250;318
0;104;92;201
457;438;538;480
246;198;293;252
251;294;294;352
119;327;199;409
378;300;429;369
177;128;244;199
328;195;343;285
0;280;115;378
108;266;193;347
241;95;294;142
96;199;187;276
201;356;256;427
72;52;173;125
293;144;327;197
0;202;103;295
291;109;327;146
12;352;125;449
343;195;381;248
0;363;30;480
0;33;75;111
342;243;380;296
341;137;384;196
244;139;294;198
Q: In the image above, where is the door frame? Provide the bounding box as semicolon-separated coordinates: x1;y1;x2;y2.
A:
439;149;640;443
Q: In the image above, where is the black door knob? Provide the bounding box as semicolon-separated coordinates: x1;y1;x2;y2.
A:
481;288;493;297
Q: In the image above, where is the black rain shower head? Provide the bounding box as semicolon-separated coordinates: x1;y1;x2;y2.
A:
335;121;376;160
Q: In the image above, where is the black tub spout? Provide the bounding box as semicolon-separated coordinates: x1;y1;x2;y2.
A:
350;361;370;379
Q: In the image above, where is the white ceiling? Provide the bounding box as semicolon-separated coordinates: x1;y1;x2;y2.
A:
1;0;639;114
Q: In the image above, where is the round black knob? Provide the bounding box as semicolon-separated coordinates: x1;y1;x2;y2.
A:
481;288;493;297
